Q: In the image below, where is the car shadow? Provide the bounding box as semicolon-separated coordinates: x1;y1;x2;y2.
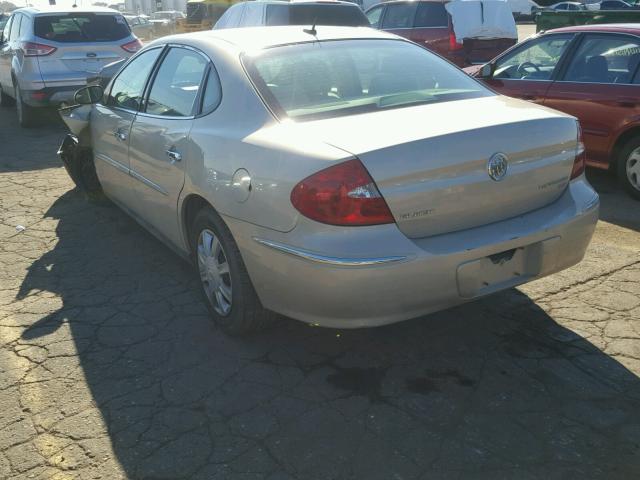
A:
17;189;640;479
0;108;65;173
587;168;640;232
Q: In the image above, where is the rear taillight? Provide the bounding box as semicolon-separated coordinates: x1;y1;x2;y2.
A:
449;31;463;51
290;159;394;226
571;123;586;180
22;42;56;57
121;39;143;53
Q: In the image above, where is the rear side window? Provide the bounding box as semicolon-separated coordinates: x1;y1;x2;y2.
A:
34;13;131;43
414;3;448;28
8;14;21;41
381;3;417;29
146;48;209;117
366;5;384;28
265;4;369;27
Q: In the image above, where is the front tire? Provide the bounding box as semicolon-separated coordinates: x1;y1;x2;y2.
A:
617;137;640;201
15;85;36;128
191;207;274;335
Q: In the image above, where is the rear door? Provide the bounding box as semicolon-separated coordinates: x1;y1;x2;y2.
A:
544;33;640;168
484;33;575;103
410;2;449;55
33;12;135;88
127;46;209;245
91;47;162;207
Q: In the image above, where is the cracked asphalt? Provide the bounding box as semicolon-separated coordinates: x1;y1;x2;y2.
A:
1;102;640;480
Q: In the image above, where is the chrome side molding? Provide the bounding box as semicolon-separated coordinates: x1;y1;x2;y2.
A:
253;237;408;266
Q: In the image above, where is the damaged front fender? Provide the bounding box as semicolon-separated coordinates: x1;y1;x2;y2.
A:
57;134;102;200
57;104;103;200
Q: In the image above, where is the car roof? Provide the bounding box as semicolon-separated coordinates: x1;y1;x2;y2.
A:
14;6;122;15
549;23;640;35
165;25;399;52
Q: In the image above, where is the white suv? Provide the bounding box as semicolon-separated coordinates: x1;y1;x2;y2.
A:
0;6;141;127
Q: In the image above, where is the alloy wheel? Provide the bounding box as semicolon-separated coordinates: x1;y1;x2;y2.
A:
627;147;640;192
197;228;233;316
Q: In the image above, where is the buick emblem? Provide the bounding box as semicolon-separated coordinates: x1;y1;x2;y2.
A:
487;153;509;181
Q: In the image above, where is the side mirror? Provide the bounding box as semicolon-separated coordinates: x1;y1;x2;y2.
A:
478;63;495;78
74;85;104;105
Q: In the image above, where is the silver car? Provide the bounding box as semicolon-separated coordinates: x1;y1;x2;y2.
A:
0;6;141;127
59;26;599;335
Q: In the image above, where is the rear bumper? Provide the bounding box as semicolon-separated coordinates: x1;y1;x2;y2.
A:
225;177;599;328
447;39;518;67
21;85;85;107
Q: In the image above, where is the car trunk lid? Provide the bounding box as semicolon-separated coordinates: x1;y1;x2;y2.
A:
301;96;578;239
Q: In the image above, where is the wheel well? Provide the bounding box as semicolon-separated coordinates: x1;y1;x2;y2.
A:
612;127;640;170
182;194;213;255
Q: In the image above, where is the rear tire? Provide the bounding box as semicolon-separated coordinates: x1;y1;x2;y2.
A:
15;85;36;128
0;83;15;107
191;207;274;336
617;137;640;201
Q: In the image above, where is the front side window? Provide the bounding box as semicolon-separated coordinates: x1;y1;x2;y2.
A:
244;39;491;121
34;13;130;43
563;34;640;84
381;3;417;29
109;48;162;111
494;34;574;80
366;5;384;28
414;3;448;28
146;48;208;117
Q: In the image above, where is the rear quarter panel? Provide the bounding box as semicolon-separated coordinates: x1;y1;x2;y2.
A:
182;42;352;234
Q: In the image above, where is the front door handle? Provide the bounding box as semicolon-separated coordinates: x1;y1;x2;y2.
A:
113;130;127;142
166;148;182;162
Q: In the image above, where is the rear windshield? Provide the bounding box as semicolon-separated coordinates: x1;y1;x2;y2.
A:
243;39;491;121
34;13;131;43
265;4;370;27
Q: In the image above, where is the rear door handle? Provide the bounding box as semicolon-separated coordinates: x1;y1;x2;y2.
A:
166;148;182;162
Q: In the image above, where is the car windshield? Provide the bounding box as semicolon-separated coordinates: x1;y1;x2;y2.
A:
34;13;131;42
265;4;369;26
243;39;491;121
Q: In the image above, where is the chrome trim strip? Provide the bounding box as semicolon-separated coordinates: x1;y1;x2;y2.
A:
129;169;169;196
253;238;408;266
95;153;168;196
95;153;129;175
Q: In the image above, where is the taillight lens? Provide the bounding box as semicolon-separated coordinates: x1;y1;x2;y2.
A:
22;42;57;57
449;31;463;51
121;39;143;53
571;123;586;180
290;159;394;226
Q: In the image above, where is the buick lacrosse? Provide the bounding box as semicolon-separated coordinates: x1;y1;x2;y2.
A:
59;26;599;334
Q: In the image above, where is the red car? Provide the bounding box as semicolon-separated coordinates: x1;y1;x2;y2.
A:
468;24;640;199
365;0;517;67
